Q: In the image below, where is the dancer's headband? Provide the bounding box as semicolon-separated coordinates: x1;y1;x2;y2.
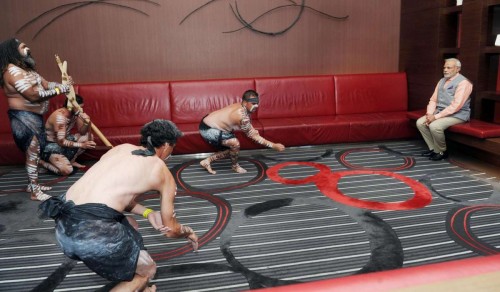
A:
243;96;259;104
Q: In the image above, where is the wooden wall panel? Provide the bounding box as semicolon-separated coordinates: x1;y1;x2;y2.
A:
0;0;400;84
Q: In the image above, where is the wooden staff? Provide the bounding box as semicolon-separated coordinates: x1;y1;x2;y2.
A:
55;54;113;148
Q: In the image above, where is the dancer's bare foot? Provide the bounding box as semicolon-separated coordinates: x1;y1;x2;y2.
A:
28;184;51;201
144;284;156;292
200;159;216;175
26;184;52;193
232;164;247;174
71;161;86;169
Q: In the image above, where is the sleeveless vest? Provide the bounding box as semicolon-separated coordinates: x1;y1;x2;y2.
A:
436;74;471;121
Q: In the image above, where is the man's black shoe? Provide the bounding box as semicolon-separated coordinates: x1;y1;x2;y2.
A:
421;149;435;157
429;151;448;161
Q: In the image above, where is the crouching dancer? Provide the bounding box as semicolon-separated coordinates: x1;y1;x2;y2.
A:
39;119;198;291
42;94;96;175
199;89;285;174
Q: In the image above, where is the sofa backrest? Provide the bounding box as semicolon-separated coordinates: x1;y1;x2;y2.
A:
255;76;336;119
334;72;408;115
77;82;171;128
170;78;255;124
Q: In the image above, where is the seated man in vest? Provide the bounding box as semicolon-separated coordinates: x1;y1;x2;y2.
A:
416;58;473;161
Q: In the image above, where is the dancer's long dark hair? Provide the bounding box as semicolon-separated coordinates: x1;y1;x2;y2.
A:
0;38;33;86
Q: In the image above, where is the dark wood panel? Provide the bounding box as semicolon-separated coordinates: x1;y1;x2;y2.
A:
407;82;436;110
401;0;442;14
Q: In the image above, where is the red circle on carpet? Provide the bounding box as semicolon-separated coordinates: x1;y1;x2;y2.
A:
267;161;432;210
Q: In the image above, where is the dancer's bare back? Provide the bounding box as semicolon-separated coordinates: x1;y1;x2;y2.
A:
203;103;245;132
66;144;171;212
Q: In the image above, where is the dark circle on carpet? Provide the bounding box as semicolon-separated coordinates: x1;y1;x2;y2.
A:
335;146;415;171
172;158;267;193
137;190;232;261
220;198;403;289
446;205;500;255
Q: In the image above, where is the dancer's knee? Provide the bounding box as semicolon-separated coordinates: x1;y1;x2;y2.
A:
224;138;240;151
60;165;74;176
136;250;157;279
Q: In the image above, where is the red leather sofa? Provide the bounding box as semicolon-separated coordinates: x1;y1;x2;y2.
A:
0;72;418;165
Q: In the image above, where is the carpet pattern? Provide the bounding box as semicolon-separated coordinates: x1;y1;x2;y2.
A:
0;140;499;291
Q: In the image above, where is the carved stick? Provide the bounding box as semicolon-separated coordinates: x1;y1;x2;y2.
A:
55;54;113;147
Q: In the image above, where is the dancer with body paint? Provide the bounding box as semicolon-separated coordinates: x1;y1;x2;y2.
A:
199;89;285;174
42;94;96;175
39;119;198;292
0;38;71;201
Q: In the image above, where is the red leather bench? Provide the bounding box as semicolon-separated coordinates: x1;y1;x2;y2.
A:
407;110;500;165
0;72;418;165
407;110;500;139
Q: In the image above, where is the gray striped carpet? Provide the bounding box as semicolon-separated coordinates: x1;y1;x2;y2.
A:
0;140;499;291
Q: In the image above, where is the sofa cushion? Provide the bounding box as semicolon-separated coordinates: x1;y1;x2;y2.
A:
255;76;335;119
170;79;255;124
406;110;424;121
77;82;171;128
335;73;408;115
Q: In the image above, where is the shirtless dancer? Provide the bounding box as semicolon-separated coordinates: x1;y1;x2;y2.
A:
39;119;198;291
42;94;96;175
0;38;71;201
199;89;285;174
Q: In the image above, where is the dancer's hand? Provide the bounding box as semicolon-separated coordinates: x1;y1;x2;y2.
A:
148;211;171;234
81;141;96;149
181;225;199;251
273;143;285;151
187;231;199;252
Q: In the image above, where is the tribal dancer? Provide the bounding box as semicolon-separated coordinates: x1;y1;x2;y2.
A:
42;94;96;175
39;119;198;292
199;89;285;174
0;38;70;201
